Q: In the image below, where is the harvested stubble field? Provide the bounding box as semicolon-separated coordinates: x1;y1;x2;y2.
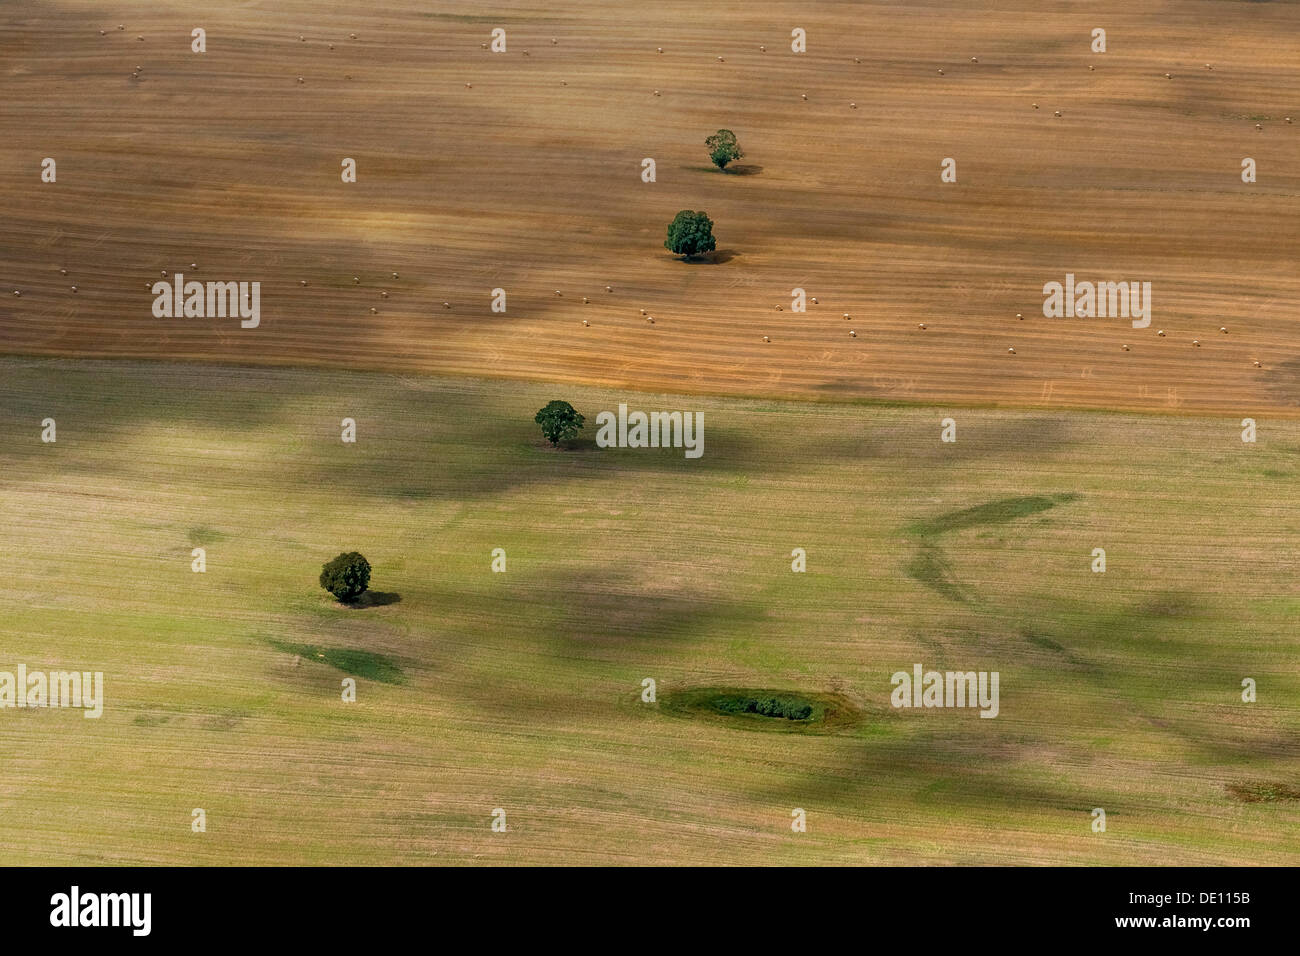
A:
1;0;1299;413
1;0;1297;867
0;359;1296;864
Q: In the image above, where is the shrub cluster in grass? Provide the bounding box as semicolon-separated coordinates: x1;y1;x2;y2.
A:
1227;782;1300;803
714;695;813;721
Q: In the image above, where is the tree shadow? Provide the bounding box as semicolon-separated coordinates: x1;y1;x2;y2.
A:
527;435;602;454
673;250;738;264
680;164;763;176
340;590;402;608
556;435;603;453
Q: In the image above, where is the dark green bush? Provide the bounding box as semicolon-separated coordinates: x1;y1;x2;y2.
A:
712;694;812;720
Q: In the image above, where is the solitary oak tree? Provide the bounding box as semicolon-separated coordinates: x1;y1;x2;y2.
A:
664;210;716;260
320;551;372;603
705;129;744;170
535;400;585;446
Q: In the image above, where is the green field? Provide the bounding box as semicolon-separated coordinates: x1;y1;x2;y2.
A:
1;358;1296;865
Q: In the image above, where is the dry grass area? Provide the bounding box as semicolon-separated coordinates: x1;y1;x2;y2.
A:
0;360;1296;865
2;0;1299;413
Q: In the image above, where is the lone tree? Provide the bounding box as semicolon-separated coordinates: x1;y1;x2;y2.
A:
535;400;584;446
705;129;744;170
664;210;716;260
320;551;371;603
